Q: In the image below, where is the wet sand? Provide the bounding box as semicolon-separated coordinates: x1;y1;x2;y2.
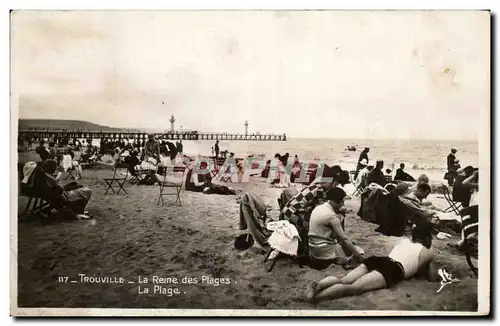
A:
16;169;478;311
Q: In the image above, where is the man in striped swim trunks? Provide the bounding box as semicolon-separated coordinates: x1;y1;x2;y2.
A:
305;225;440;302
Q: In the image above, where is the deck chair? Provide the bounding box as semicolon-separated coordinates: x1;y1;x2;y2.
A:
128;164;145;185
220;164;236;183
103;163;129;195
19;171;50;218
211;157;225;178
60;154;77;180
441;184;463;215
27;165;77;220
18;162;45;216
65;167;76;180
350;171;365;197
459;205;478;276
20;183;48;216
128;169;144;184
157;165;187;206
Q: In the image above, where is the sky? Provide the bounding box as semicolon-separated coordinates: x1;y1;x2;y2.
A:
11;10;489;140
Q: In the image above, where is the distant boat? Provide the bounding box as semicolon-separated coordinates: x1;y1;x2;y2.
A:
345;145;357;151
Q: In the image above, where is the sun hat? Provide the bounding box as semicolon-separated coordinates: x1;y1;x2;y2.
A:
234;233;254;251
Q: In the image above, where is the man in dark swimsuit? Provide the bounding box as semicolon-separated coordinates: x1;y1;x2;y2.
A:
305;225;439;302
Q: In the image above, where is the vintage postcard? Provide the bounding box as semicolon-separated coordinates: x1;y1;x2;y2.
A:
10;10;490;316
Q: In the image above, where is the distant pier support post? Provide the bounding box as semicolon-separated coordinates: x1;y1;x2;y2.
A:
170;114;176;132
244;120;249;136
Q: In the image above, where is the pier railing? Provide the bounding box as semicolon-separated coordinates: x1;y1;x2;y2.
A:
17;129;287;141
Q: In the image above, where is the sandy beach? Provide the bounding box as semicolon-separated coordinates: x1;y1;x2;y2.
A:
16;167;478;311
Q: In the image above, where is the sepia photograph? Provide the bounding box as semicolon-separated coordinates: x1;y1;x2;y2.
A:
10;9;490;316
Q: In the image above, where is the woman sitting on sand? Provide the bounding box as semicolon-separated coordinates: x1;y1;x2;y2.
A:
308;187;365;270
305;225;439;303
185;162;236;195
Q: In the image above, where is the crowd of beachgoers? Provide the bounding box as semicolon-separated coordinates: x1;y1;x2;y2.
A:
17;134;479;305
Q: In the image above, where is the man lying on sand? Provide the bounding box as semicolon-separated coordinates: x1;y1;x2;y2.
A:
305;225;439;302
308;187;365;269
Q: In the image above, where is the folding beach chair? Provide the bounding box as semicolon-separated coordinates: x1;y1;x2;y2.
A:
59;154;77;180
103;163;129;195
18;162;49;218
23;165;77;221
128;165;145;185
211;157;225;178
350;171;364;197
65;166;76;180
460;205;479;277
459;205;478;277
441;184;463;215
157;165;187;206
220;164;236;183
20;181;50;218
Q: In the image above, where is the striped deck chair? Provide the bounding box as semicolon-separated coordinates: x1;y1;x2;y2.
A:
18;162;50;218
441;184;463;215
459;205;478;276
220;164;236;183
350;170;365;197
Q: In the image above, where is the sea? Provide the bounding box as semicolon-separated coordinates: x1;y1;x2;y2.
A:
27;137;478;183
181;138;478;181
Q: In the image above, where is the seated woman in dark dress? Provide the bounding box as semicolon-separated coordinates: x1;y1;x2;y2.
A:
185;162;236;195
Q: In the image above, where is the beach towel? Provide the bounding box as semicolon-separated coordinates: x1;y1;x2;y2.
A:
239;192;271;249
266;220;300;256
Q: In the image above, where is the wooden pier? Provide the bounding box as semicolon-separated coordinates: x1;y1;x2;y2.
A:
17;130;287;142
